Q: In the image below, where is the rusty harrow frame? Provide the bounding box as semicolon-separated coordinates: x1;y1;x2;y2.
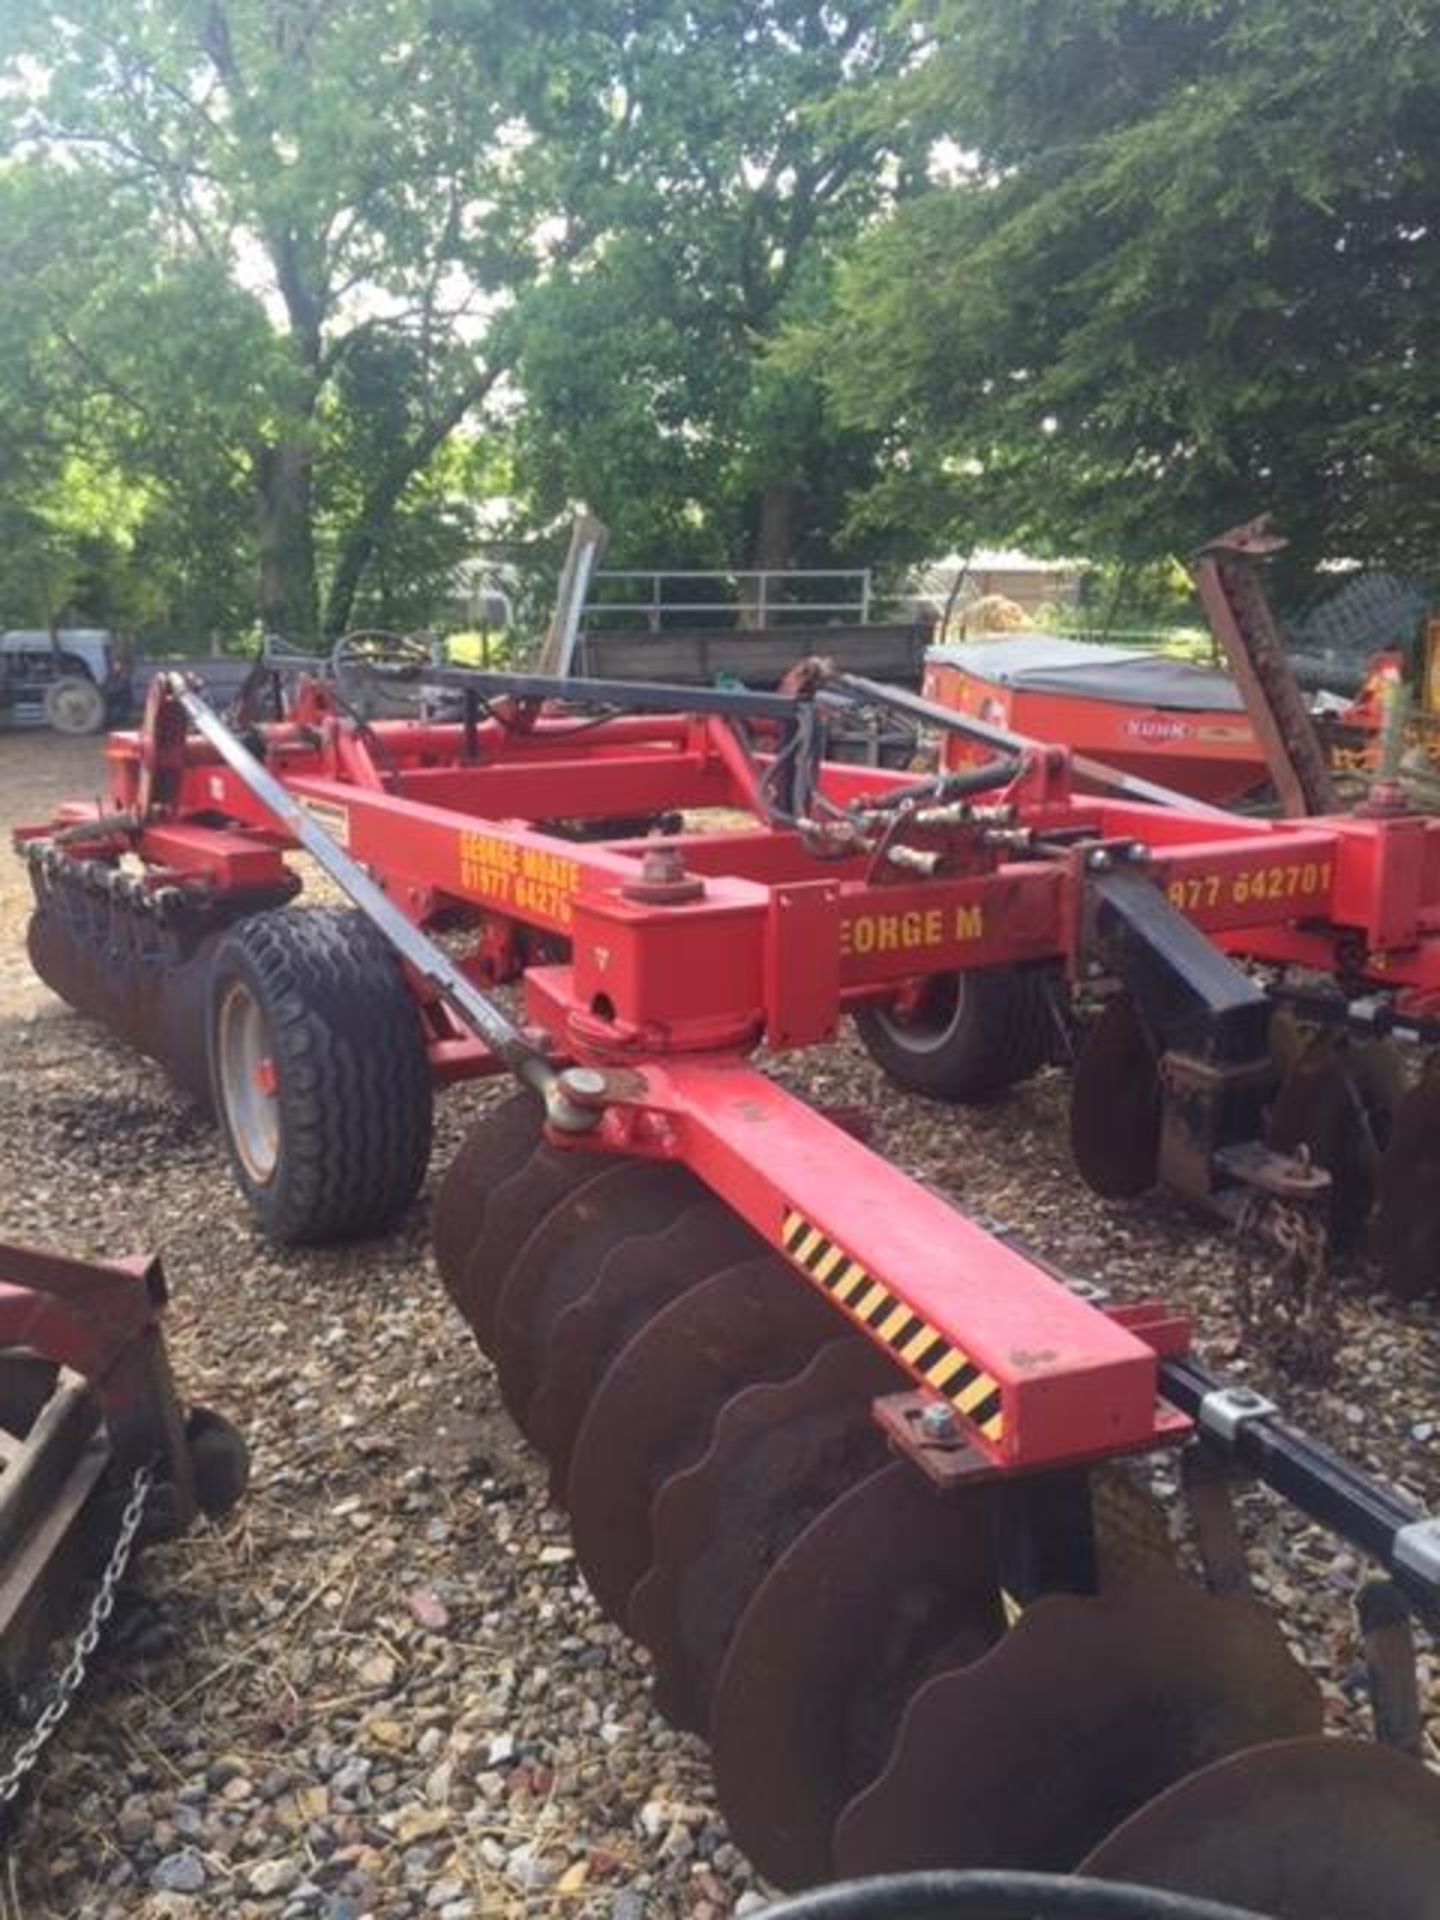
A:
12;661;1440;1910
0;1240;245;1749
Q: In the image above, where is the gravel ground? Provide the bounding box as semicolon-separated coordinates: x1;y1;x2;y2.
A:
0;728;1435;1919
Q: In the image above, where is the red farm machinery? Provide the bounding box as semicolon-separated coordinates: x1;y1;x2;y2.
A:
0;1239;246;1809
11;625;1440;1913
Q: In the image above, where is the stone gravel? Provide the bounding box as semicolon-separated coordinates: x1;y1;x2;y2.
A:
0;729;1434;1919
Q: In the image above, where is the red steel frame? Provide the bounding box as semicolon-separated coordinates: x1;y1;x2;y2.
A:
21;694;1440;1481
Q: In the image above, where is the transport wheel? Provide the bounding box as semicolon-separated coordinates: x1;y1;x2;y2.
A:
44;673;107;735
854;967;1055;1103
207;907;433;1243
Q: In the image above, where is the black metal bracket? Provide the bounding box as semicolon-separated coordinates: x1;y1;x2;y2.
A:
1160;1353;1440;1625
1089;867;1271;1064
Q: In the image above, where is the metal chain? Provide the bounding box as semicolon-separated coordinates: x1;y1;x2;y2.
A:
1235;1195;1337;1382
0;1462;154;1808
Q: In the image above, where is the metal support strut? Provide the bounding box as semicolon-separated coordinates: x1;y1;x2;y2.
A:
166;678;599;1131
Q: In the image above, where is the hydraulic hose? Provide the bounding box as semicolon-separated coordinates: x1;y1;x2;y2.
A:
758;1872;1275;1920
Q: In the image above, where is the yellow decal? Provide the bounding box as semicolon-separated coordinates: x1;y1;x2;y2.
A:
300;798;351;848
779;1207;1005;1445
458;832;581;926
840;901;984;958
1167;860;1333;915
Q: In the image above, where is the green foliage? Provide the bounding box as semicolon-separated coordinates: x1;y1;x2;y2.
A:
500;0;923;574
815;0;1440;579
0;0;544;641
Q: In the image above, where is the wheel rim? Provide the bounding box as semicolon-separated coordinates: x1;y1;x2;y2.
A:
217;981;281;1183
872;975;965;1055
47;679;104;734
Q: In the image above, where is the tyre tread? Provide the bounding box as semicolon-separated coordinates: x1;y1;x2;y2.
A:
210;907;433;1243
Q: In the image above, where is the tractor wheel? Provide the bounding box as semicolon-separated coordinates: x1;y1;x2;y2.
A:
207;907;433;1244
44;673;107;735
854;966;1056;1103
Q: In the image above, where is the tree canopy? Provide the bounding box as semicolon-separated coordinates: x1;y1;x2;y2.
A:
0;0;541;639
813;0;1440;581
3;0;1440;645
501;0;915;581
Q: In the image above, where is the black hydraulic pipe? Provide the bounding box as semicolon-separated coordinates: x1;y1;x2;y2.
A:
829;671;1234;820
426;664;806;724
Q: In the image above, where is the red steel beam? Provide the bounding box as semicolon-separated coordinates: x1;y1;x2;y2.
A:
580;1060;1185;1473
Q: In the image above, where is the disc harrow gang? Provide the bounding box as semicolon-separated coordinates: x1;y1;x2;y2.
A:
565;1255;838;1622
429;1096;1440;1913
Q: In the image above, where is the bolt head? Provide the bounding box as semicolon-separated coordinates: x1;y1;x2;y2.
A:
559;1066;608;1104
919;1402;955;1440
641;846;685;884
1088;848;1113;871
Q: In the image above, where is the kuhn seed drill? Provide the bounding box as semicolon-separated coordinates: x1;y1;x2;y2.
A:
14;644;1440;1913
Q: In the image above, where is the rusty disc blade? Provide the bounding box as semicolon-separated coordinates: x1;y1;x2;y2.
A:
1267;1032;1399;1249
833;1576;1321;1879
1069;998;1160;1200
711;1460;1004;1889
627;1336;900;1734
567;1255;823;1622
432;1089;543;1294
491;1161;700;1438
451;1143;610;1353
565;1256;838;1625
1080;1736;1440;1919
527;1198;764;1495
1374;1055;1440;1299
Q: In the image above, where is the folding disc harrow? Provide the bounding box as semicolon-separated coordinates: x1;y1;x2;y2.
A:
14;661;1440;1912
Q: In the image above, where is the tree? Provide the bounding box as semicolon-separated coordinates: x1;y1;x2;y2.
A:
812;0;1440;582
499;0;919;586
0;0;540;638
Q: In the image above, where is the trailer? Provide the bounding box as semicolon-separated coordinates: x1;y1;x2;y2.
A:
11;652;1440;1913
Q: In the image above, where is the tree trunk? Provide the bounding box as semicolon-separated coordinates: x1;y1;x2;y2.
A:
739;482;800;625
322;369;502;638
322;465;410;639
255;441;318;642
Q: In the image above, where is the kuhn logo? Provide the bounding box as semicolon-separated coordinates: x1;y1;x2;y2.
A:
1124;716;1190;741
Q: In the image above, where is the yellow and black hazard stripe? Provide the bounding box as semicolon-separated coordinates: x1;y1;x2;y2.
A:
781;1207;1005;1445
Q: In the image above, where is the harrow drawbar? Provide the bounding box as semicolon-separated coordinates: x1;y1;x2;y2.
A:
14;663;1440;1912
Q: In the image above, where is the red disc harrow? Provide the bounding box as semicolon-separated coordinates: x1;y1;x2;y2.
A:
12;651;1440;1913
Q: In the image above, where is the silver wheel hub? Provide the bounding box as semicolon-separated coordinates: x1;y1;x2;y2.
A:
217;982;280;1183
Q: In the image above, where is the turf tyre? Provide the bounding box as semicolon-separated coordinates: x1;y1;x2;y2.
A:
207;907;433;1243
854;966;1055;1103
